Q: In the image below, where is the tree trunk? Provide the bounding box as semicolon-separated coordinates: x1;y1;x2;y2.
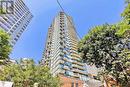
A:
103;75;109;87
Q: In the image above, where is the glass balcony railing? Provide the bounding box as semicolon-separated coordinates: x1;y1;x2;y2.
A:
64;62;72;67
64;71;73;76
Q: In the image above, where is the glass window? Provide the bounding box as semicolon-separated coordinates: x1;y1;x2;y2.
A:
65;71;70;76
60;64;64;69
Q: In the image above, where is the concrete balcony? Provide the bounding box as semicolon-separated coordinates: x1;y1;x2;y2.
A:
73;53;81;58
62;57;72;63
71;47;77;51
72;60;84;66
59;70;65;74
60;60;64;64
71;57;79;61
62;57;68;61
73;74;80;78
63;66;70;70
72;69;87;75
72;64;84;70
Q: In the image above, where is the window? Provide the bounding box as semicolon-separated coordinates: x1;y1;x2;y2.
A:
71;82;74;87
65;71;70;76
14;38;18;41
10;30;13;33
76;83;78;87
16;35;20;38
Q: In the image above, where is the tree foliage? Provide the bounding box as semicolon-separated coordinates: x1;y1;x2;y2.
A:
0;59;61;87
0;29;11;64
110;49;130;86
78;1;130;87
79;24;130;87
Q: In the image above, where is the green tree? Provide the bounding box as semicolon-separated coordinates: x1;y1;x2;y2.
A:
78;1;130;86
122;0;130;24
35;65;60;87
110;49;130;86
78;23;130;87
0;58;61;87
78;24;120;69
0;29;11;65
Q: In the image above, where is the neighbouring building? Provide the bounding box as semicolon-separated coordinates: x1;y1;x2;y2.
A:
0;81;13;87
60;75;84;87
0;0;33;46
42;12;88;87
87;65;99;78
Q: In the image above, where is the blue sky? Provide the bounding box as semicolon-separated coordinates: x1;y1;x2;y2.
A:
10;0;125;62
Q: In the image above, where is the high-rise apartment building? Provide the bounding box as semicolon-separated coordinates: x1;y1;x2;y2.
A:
0;0;33;46
43;12;88;87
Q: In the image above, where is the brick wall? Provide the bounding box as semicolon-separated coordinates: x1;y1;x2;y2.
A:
59;75;84;87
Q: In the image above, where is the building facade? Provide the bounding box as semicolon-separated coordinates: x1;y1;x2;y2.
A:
0;0;33;46
60;75;84;87
43;12;88;86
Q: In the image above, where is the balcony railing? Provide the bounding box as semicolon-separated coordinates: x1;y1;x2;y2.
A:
72;60;84;66
72;64;84;70
72;69;87;75
62;65;70;70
